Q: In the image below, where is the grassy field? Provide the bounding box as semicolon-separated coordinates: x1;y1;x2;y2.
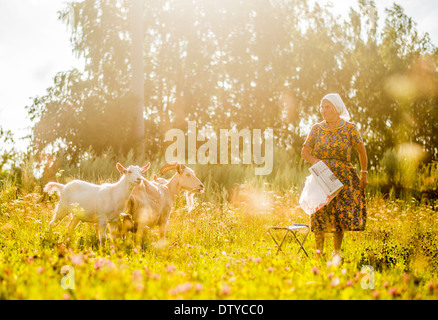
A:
1;179;438;300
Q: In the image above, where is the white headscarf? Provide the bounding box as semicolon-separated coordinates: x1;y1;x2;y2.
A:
322;93;351;122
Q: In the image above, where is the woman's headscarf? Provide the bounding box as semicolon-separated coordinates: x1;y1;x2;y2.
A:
322;93;351;122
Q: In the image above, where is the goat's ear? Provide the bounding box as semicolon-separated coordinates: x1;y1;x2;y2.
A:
116;162;126;173
176;163;183;174
141;162;151;173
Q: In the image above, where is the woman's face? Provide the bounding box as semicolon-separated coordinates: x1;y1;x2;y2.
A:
320;100;340;122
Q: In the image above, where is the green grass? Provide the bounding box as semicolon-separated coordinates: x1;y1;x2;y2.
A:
1;182;438;300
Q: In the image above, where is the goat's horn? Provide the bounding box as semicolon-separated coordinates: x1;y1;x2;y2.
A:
160;162;178;176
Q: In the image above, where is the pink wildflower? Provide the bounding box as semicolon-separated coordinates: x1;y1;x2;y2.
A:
69;254;85;266
345;280;354;287
132;269;143;282
151;273;161;280
93;258;114;270
311;266;320;275
169;282;193;296
388;287;399;297
165;264;177;274
330;277;340;287
195;283;203;293
221;284;231;296
94;259;103;270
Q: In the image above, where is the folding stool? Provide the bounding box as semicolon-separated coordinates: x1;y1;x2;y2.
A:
267;224;310;258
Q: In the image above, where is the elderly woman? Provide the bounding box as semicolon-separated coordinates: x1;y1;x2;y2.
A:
301;93;368;261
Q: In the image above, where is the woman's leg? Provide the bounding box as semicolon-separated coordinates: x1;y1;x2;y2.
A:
315;231;325;254
333;230;344;254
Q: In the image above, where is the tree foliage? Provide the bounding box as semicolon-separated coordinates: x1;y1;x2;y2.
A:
0;127;16;173
27;0;438;169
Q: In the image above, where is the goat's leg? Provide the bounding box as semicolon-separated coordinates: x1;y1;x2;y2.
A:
108;221;120;243
158;210;171;239
135;222;145;245
48;204;69;233
97;218;108;247
93;223;99;239
67;216;80;242
158;223;167;239
120;213;134;238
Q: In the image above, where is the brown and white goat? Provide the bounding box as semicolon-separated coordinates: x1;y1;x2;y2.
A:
125;162;204;242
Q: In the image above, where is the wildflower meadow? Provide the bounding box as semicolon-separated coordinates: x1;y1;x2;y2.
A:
1;160;437;301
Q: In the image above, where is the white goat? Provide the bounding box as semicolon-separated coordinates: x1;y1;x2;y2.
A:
44;162;150;245
126;162;204;242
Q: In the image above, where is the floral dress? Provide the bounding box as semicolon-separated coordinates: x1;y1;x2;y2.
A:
303;119;366;232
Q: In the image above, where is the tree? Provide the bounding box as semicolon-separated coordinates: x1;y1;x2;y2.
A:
28;69;138;163
338;1;438;166
27;0;438;170
130;0;145;158
0;127;16;172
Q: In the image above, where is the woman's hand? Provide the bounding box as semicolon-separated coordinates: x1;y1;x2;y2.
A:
360;172;368;188
355;143;368;189
301;145;321;165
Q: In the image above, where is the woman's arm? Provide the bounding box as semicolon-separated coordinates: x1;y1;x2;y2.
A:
301;145;320;165
355;142;368;188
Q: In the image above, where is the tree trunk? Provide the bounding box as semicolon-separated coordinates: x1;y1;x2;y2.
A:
130;0;145;158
